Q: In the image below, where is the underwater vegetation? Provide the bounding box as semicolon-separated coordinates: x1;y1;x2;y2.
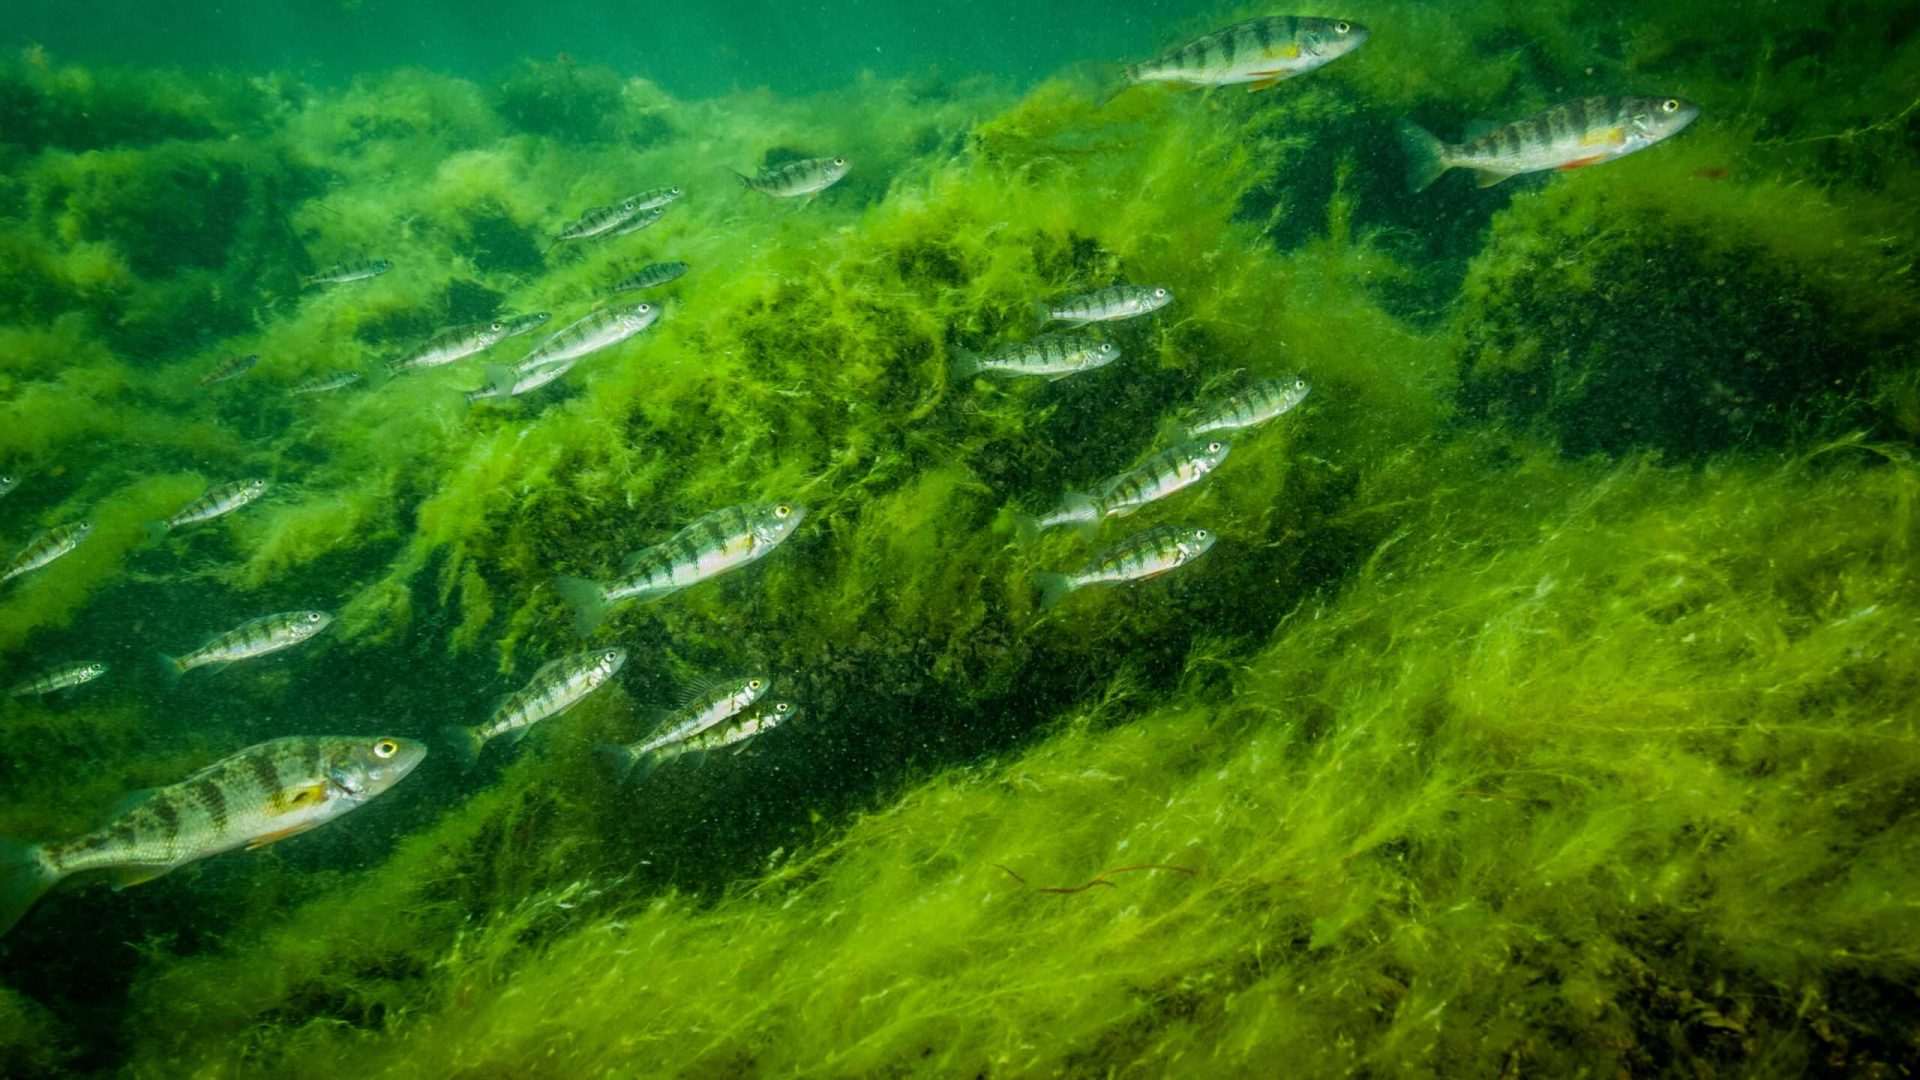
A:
1;0;1918;1074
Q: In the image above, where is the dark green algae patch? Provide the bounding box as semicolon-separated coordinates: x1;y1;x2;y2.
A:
3;1;1920;1074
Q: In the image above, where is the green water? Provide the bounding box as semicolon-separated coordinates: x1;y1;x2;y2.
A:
1;2;1917;1076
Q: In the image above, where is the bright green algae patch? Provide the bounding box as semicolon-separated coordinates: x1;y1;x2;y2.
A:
1;1;1919;1074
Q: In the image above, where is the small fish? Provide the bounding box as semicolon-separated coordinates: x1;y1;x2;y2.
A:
554;503;807;635
601;206;667;240
2;523;90;586
608;262;690;294
442;648;627;768
1123;16;1368;93
950;334;1119;382
150;479;269;539
387;314;552;376
1036;524;1215;610
302;257;393;288
8;661;108;698
514;302;661;376
286;371;363;396
733;156;850;200
465;358;580;405
198;354;258;386
0;734;426;937
1039;285;1173;327
1400;96;1700;191
600;701;798;782
630;674;771;759
627;185;685;212
0;472;19;498
1188;375;1311;436
160;610;332;675
1023;439;1230;537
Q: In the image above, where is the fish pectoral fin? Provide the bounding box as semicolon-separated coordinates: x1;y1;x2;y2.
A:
246;820;325;851
1247;77;1282;93
1556;155;1608;171
505;725;535;745
266;781;331;818
108;862;177;891
1472;169;1512;188
1579;126;1626;148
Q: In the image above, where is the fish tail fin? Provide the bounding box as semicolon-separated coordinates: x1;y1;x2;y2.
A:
0;839;59;938
1055;493;1100;536
441;725;487;771
1031;299;1054;324
1098;66;1137;108
1397;119;1451;192
728;169;754;189
1035;571;1076;611
553;575;610;637
155;651;187;681
594;743;644;782
949;346;981;381
1012;511;1044;543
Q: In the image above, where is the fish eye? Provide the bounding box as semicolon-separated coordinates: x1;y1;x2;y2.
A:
774;504;793;518
749;678;764;690
373;739;398;759
1661;99;1680;112
602;650;619;663
490;321;504;332
1154;288;1168;298
1334;20;1351;33
637;303;651;313
1208;441;1223;453
670;186;682;195
775;703;792;713
1195;529;1209;539
305;612;322;623
833;157;846;166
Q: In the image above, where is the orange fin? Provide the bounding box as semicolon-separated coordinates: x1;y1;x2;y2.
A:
1556;155;1608;171
246;820;324;851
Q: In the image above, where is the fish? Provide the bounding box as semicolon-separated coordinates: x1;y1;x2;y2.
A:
607;261;690;294
553;502;807;635
0;734;427;937
1039;285;1173;327
1399;96;1701;191
464;357;579;405
1035;524;1216;610
1188;375;1311;436
149;479;269;539
950;334;1120;381
599;701;798;782
0;472;19;498
626;185;685;212
513;302;662;376
623;674;771;763
442;648;627;768
1122;16;1369;93
8;661;108;698
160;610;333;675
387;313;553;376
1022;439;1230;537
302;257;392;288
287;371;363;396
554;187;683;243
733;156;850;200
2;522;90;586
198;354;258;386
601;206;667;240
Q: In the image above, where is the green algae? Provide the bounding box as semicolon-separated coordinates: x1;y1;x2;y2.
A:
0;4;1918;1075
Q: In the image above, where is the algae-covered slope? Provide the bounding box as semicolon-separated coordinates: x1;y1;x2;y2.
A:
1;0;1919;1075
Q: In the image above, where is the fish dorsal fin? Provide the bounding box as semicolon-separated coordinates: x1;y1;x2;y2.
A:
1461;116;1502;141
676;673;764;711
101;788;160;825
107;862;177;890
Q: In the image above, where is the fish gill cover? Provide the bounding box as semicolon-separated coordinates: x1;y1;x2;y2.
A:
0;0;1918;1076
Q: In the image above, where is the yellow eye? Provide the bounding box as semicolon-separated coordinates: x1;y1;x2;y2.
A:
749;679;764;690
775;703;791;713
775;505;792;518
373;739;398;759
1662;99;1680;112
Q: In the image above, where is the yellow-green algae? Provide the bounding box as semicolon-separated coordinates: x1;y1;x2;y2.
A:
0;2;1917;1075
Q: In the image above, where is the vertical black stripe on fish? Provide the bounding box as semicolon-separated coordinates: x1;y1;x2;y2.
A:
149;795;182;848
192;779;230;833
247;752;283;802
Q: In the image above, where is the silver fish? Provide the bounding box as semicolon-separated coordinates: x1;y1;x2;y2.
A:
600;700;798;781
1400;96;1700;191
162;610;332;674
608;262;690;294
287;371;363;396
1123;16;1368;92
733;156;850;199
199;354;258;386
387;313;552;376
1188;375;1311;436
950;334;1119;381
601;206;666;240
151;479;269;537
634;674;771;757
442;648;627;768
553;502;806;635
464;357;579;405
2;523;90;585
302;257;392;288
1024;439;1229;536
514;302;661;375
1036;525;1216;610
1040;285;1173;327
0;735;426;937
8;661;108;697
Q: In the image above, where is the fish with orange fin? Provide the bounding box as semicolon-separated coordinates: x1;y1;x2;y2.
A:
1120;16;1368;95
1399;96;1700;191
0;735;427;937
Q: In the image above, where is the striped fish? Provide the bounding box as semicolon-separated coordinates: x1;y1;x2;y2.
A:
151;479;269;538
553;502;807;635
1023;439;1230;537
287;370;363;396
387;313;552;376
555;187;683;244
608;262;690;295
601;701;798;782
601;206;666;240
1036;524;1216;610
1400;96;1700;191
161;610;333;675
198;354;258;386
624;674;771;762
442;648;627;768
2;523;90;586
302;257;392;288
464;357;579;405
951;334;1119;382
514;302;662;375
733;157;850;200
1040;285;1173;327
0;735;427;937
0;472;20;498
1188;375;1311;436
626;185;685;212
1123;16;1368;93
8;661;108;697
